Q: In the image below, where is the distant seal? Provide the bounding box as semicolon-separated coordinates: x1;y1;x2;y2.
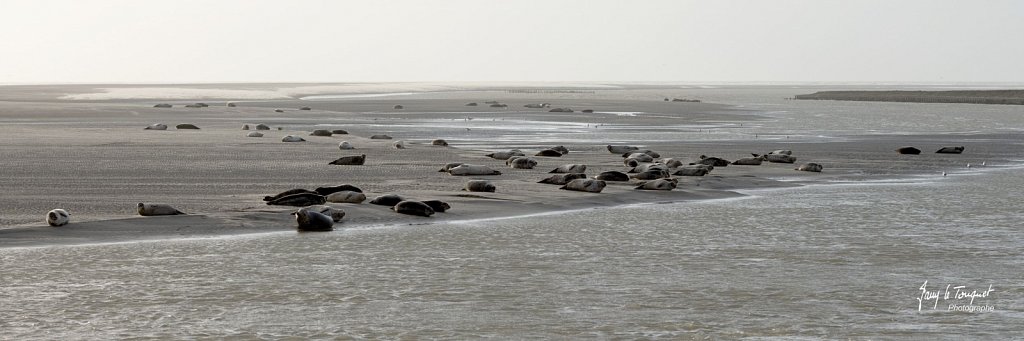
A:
635;178;678;191
463;180;496;192
311;130;333;136
549;164;586;173
630;163;668;174
144;123;168;130
393;105;404;110
765;154;797;163
393;140;406;149
227;102;237;107
486;150;525;160
768;150;792;155
691;155;730;167
266;193;326;207
274;109;285;113
936;146;965;154
369;194;405;206
391;201;435;217
795;163;823;172
559;179;606;193
137;202;186;216
153;103;172;108
509;157;537;169
247;132;263;137
299;106;311;111
631;169;671;180
264;188;317;201
370;134;393;139
422;200;451;213
282;135;306;142
732;155;766;165
432;139;449;146
46;209;70;226
292;207;334;232
315;184;363;195
339;141;354;150
332;129;349;135
535;149;563;157
594;171;629;181
550;146;569;155
505;155;525;166
538;173;587;185
896;146;922;155
661;158;684;168
624;153;654;163
448;164;501;176
329;154;366;165
242;124;250;130
674;167;710;176
438;162;464;172
325;191;367;204
176;124;200;130
607;145;639;154
300;205;346;222
255;124;271;130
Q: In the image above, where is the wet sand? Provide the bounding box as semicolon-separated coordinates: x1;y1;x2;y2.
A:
2;83;1017;247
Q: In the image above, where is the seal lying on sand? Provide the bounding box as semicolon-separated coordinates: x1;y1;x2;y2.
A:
935;146;965;154
46;209;70;226
332;129;349;135
438;162;464;172
509;157;537;169
264;188;317;201
627;150;661;158
422;200;451;213
549;164;586;173
292;208;334;232
732;155;766;165
765;154;797;163
486;150;525;160
535;149;563;157
661;158;684;168
692;155;730;167
255;124;271;130
393;140;406;149
629;163;668;174
538;173;587;185
266;193;326;207
311;130;332;136
329;154;366;165
559;179;606;193
674;167;710;176
138;203;186;216
550;146;569;155
768;150;792;155
391;201;435;217
432;139;449;146
464;180;496;192
896;146;921;155
631;169;671;180
316;184;363;195
624;153;654;163
795;163;823;172
339;141;354;150
282;135;306;142
247;132;263;137
595;171;630;181
370;194;405;206
370;134;392;139
635;178;678;191
607;145;639;154
449;164;501;176
176;124;200;130
325;191;366;203
299;205;346;222
144;123;168;130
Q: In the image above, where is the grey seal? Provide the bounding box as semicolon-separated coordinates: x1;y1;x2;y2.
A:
422;200;451;213
486;150;525;160
266;193;326;207
795;163;823;172
138;203;186;216
315;184;363;195
691;155;730;167
282;135;306;142
369;194;405;206
607;145;639;154
292;207;334;232
370;134;393;139
46;209;70;226
329;154;366;165
535;149;562;157
463;180;496;192
449;164;501;176
391;200;435;217
594;171;629;181
438;162;464;172
432;139;449;146
264;188;317;201
325;191;366;204
549;164;586;173
635;178;678;191
311;130;333;136
732;155;766;165
144;123;168;130
176;124;200;130
631;169;671;180
509;157;537;169
247;132;263;137
896;146;921;155
936;146;965;154
538;173;587;185
559;179;606;193
299;205;346;222
338;141;354;150
765;154;797;163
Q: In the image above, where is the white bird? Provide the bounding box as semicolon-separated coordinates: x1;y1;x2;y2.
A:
982;161;986;166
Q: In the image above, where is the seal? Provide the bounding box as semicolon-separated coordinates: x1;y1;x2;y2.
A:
765;154;797;163
438;162;464;172
264;188;317;201
486;150;525;160
299;205;346;222
266;193;326;207
153;103;172;108
626;150;660;158
247;132;263;137
370;134;393;139
509;157;537;169
661;158;684;168
607;145;639;154
768;150;792;155
311;130;333;136
137;202;186;216
935;146;965;154
338;141;354;150
795;163;823;172
329;154;366;165
624;153;654;162
391;200;435;217
281;135;306;142
463;180;496;192
673;167;709;176
46;209;70;227
630;169;670;180
242;124;250;130
594;171;629;181
630;163;668;174
896;146;922;155
732;155;766;165
538;173;587;185
535;149;563;157
549;164;586;174
315;184;363;195
176;124;200;130
432;139;449;146
369;194;405;206
255;124;271;130
691;155;730;167
393;140;406;149
550;146;569;155
448;164;501;176
421;200;451;213
634;178;678;191
325;191;367;204
144;123;168;130
332;129;349;135
559;179;606;193
292;207;334;232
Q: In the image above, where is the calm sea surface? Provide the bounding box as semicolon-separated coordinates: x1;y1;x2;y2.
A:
2;86;1022;339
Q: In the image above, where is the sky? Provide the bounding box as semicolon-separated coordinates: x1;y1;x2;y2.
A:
1;0;1023;84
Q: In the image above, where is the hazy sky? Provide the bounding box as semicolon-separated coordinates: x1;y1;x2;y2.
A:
2;0;1022;83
